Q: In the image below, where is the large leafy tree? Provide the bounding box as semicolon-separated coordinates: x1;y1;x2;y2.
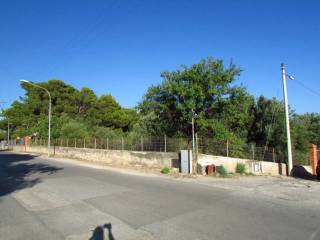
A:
247;96;286;148
0;80;137;139
139;57;253;141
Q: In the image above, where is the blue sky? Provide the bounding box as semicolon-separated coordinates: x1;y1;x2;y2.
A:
0;0;319;113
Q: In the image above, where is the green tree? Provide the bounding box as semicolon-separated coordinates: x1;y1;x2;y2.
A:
139;57;252;141
75;87;98;122
248;96;286;148
1;80;137;139
60;120;89;139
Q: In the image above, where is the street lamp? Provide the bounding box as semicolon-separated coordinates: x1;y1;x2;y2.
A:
281;64;294;175
20;80;52;157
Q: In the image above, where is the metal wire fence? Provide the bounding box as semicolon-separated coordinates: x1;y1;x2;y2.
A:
30;136;189;153
25;136;301;163
196;138;283;162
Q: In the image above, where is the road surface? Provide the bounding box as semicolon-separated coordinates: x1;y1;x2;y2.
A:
0;151;319;240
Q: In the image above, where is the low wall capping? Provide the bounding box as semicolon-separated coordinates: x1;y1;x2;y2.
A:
12;145;177;169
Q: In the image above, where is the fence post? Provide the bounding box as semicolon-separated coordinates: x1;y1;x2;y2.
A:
164;135;167;152
272;148;275;162
84;138;86;148
252;143;255;160
66;139;69;148
60;139;62;147
195;133;198;155
74;138;76;148
226;139;229;157
121;137;124;151
141;136;144;152
107;138;109;150
94;138;97;149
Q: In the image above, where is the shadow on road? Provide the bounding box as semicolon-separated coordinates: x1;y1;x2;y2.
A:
0;152;63;197
291;165;319;181
89;223;115;240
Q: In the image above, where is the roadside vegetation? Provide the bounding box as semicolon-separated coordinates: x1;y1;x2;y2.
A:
1;57;319;164
217;165;229;177
160;167;171;174
236;163;247;175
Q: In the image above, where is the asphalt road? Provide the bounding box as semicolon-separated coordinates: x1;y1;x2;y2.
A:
0;151;319;240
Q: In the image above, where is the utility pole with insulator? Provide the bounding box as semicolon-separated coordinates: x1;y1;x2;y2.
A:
281;63;293;175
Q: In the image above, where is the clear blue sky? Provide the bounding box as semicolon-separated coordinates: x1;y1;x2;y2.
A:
0;0;319;113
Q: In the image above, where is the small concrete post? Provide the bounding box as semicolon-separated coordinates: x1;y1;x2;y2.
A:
94;138;97;149
164;135;167;152
107;138;109;150
66;139;69;148
84;138;86;148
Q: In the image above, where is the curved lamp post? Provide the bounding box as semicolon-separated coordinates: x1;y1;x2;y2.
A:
20;80;52;157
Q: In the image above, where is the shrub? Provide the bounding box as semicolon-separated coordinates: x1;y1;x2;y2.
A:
217;165;228;177
161;166;171;174
236;163;246;175
60;120;89;139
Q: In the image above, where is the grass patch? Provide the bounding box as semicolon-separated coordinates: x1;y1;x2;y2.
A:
161;166;171;174
217;165;228;177
236;163;246;175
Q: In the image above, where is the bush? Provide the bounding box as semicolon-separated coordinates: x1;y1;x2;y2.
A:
93;126;124;139
161;166;171;174
60;120;89;139
236;163;246;175
217;165;228;177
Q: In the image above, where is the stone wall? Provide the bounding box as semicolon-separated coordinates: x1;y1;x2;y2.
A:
197;153;312;176
12;145;177;169
12;145;313;176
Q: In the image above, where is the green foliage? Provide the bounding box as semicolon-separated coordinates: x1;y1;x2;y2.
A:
236;163;246;174
92;126;124;139
160;166;171;174
1;57;320;163
60;120;89;139
247;96;286;149
217;165;228;177
139;57;253;139
1;80;137;139
0;130;6;141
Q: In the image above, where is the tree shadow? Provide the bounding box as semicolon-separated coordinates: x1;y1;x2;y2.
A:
291;165;318;181
0;152;63;197
89;223;115;240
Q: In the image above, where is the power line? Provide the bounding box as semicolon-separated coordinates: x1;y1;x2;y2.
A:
293;79;320;97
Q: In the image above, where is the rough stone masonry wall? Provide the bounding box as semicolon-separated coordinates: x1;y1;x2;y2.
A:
12;145;177;169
